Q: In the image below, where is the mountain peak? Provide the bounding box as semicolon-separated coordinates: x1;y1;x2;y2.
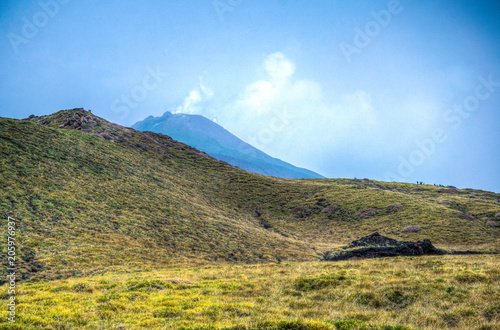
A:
132;112;325;179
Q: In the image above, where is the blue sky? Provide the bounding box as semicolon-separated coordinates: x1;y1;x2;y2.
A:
1;0;499;192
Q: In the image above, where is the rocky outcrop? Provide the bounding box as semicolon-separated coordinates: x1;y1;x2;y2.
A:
401;225;423;233
323;232;443;261
386;204;404;212
457;213;480;222
438;187;458;194
59;111;97;131
356;208;376;219
320;204;338;214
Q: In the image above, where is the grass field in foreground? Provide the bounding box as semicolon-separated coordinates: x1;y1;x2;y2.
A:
1;254;498;329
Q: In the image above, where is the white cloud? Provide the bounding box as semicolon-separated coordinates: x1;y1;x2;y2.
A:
221;52;381;163
264;52;295;83
199;78;214;99
172;52;441;173
243;80;277;111
235;52;322;118
175;78;213;114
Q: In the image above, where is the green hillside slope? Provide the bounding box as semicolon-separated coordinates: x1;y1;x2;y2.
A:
1;109;499;282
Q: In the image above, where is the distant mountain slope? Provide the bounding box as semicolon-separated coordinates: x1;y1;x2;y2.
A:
132;111;324;179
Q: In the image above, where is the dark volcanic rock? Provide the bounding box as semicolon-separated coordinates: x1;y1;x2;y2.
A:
324;232;443;261
290;206;311;218
386;204;404;212
349;232;399;247
321;204;339;214
457;213;480;222
437;188;458;194
356;208;376;218
291;206;305;212
59;111;97;130
401;225;423;233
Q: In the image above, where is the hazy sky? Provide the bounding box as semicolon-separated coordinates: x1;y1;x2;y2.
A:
1;0;499;192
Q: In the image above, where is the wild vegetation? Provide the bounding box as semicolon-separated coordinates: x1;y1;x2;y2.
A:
1;255;498;329
0;109;499;328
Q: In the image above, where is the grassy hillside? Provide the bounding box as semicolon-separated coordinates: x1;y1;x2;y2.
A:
0;109;499;284
1;255;499;329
